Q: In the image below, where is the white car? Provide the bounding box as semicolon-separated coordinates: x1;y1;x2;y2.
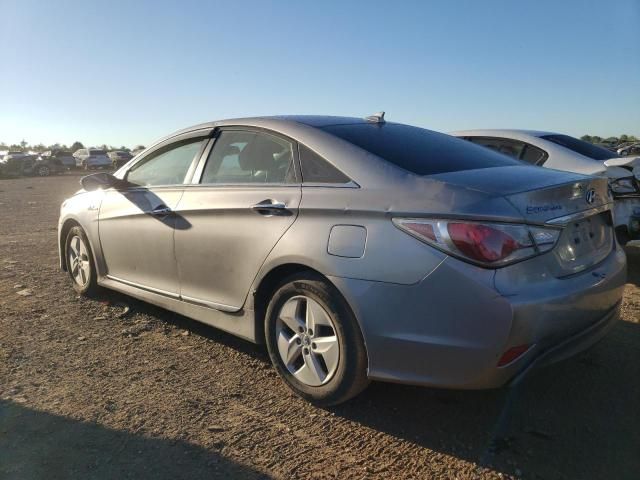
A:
618;143;640;157
73;148;112;170
451;130;640;243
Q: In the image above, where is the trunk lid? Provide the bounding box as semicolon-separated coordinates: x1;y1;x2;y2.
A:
430;165;614;275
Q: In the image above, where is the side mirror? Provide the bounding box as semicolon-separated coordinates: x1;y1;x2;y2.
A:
80;172;119;191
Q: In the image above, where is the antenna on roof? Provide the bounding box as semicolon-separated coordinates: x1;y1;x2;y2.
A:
365;111;386;124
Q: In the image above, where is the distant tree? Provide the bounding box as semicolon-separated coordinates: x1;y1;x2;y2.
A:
120;145;130;152
9;144;22;151
33;143;46;152
132;144;145;151
581;135;592;143
20;139;27;149
619;134;629;143
591;136;602;144
70;141;84;151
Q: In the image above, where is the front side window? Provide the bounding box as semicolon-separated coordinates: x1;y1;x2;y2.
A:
126;138;205;186
201;130;295;184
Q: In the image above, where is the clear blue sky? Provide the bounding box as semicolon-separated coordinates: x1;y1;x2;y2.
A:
1;0;638;148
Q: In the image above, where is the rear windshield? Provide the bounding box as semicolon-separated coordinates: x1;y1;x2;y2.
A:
89;150;106;155
321;123;520;175
540;134;618;161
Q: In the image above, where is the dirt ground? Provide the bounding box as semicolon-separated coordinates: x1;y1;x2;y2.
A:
0;174;638;480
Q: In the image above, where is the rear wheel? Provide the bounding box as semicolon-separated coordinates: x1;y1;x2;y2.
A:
64;226;98;295
265;273;369;406
36;165;50;176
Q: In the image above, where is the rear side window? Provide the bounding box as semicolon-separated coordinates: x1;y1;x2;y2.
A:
89;150;106;155
321;123;520;175
467;137;525;159
521;144;547;165
299;144;350;184
201;130;295;184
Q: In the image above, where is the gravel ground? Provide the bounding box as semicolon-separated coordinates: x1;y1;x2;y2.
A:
1;174;638;480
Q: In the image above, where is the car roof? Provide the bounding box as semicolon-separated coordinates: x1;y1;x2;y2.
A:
167;115;369;138
449;129;559;139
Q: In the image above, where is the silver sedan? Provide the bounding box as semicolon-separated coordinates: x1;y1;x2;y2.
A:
58;115;627;405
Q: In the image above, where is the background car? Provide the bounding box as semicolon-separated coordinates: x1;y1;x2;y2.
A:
0;153;64;176
618;143;640;157
73;148;112;170
38;150;76;170
108;150;133;169
452;129;640;243
58;115;626;406
130;145;146;157
2;151;29;161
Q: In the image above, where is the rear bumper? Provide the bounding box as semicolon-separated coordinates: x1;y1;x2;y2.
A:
509;301;620;385
329;244;627;389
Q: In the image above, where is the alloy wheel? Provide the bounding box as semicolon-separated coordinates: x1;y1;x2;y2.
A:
275;295;340;386
68;235;91;287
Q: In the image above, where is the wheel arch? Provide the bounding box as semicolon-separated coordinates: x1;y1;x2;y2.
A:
252;262;366;358
59;217;102;275
59;218;82;271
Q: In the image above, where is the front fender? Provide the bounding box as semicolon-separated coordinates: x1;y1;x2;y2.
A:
58;190;105;276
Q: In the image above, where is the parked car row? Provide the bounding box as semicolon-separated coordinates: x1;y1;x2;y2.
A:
451;130;640;243
59;114;628;405
618;143;640;157
0;147;143;177
0;151;67;177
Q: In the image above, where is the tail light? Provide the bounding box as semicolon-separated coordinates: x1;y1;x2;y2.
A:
393;218;560;267
497;344;531;366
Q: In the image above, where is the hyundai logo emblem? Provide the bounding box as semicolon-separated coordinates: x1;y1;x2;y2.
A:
585;188;596;204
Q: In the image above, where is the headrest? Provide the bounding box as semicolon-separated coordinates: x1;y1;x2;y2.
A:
239;137;284;171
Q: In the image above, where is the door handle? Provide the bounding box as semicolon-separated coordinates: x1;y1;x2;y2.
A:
251;199;287;213
149;205;172;216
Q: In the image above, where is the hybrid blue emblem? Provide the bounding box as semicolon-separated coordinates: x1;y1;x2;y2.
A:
585;188;596;205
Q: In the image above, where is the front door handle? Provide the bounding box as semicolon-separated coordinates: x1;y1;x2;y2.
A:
150;205;172;216
251;199;287;214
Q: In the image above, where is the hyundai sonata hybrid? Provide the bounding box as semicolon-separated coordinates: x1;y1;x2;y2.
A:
58;114;627;405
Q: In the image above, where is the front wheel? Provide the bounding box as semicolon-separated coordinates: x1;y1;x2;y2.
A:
265;273;369;406
37;165;50;176
64;226;98;295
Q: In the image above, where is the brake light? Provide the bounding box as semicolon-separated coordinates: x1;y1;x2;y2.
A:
393;218;560;267
448;223;520;263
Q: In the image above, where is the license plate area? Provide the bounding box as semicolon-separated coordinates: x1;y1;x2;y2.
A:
553;211;613;276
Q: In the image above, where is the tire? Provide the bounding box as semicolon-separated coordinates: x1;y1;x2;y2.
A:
265;273;369;406
37;165;50;177
64;226;99;296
